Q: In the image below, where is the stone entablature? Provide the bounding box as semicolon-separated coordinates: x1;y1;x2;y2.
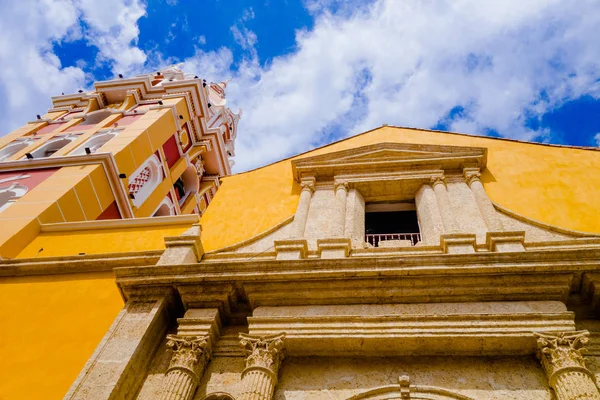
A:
247;302;576;357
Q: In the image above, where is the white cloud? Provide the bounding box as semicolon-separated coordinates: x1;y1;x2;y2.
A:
594;133;600;147
0;0;147;133
183;0;600;171
77;0;147;74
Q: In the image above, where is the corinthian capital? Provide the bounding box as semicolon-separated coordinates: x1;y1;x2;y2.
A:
165;334;211;377
239;333;286;377
534;331;592;380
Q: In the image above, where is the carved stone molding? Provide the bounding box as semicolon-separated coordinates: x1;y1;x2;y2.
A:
463;168;481;187
240;333;286;379
300;178;315;194
333;180;349;192
534;331;600;400
429;175;446;188
160;335;211;400
239;333;286;400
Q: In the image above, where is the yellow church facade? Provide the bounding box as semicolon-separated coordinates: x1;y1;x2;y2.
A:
1;68;600;400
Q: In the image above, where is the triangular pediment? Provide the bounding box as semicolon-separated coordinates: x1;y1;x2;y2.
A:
292;142;487;181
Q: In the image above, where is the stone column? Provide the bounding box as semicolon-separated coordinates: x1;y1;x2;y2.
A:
430;176;458;233
534;331;600;400
333;180;349;237
160;335;211;400
292;177;315;238
415;183;444;245
464;168;503;232
239;333;286;400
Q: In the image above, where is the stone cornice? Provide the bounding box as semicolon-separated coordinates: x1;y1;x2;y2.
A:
0;250;162;277
248;311;576;356
41;214;199;232
115;247;600;312
291;142;487;181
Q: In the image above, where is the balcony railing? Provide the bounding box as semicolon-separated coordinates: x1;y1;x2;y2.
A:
365;233;421;248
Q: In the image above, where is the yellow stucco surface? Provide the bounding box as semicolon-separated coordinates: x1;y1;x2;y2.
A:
0;272;123;400
200;127;600;252
16;224;192;258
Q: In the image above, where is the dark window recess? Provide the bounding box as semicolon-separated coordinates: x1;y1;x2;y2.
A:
173;178;186;200
365;210;421;247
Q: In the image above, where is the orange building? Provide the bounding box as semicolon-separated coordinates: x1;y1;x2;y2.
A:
1;68;600;400
0;66;240;258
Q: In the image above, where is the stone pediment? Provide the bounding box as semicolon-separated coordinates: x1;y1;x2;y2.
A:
292;142;487;180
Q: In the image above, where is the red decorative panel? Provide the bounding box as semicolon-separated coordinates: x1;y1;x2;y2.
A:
96;201;122;220
162;134;180;169
0;168;59;190
115;115;142;126
128;166;151;195
64;124;86;132
36;123;67;134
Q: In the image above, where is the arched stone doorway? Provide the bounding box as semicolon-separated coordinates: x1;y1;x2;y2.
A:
346;378;475;400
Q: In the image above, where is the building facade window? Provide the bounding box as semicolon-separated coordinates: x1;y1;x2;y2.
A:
153;196;176;216
0;139;37;161
70;131;118;155
27;135;78;158
365;202;421;247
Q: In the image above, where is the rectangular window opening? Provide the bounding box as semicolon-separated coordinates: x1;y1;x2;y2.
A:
365;203;421;247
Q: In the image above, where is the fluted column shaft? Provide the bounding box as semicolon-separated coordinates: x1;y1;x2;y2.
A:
334;181;348;237
534;331;600;400
160;335;211;400
292;178;315;238
464;169;503;231
430;176;458;233
239;333;286;400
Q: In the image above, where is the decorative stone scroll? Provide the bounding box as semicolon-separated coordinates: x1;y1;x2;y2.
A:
534;331;600;400
239;333;286;400
160;334;211;400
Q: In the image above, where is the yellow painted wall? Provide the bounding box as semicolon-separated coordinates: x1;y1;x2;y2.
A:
0;272;123;400
17;224;192;258
200;127;600;252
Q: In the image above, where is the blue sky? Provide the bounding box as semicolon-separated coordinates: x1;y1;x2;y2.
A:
0;0;599;171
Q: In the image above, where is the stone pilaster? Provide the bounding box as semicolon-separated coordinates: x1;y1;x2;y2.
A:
463;168;503;232
239;333;286;400
334;180;349;237
534;331;600;400
160;335;211;400
430;176;458;233
292;177;315;238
